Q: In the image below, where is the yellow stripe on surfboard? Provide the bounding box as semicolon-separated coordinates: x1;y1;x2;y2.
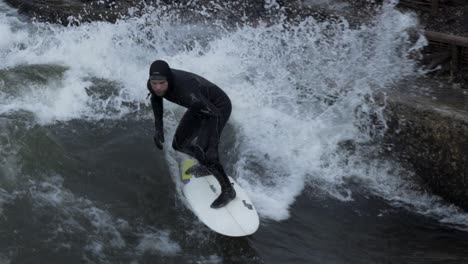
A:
182;159;196;181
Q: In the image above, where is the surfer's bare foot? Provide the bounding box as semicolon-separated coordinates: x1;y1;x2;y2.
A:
186;164;211;177
211;186;236;209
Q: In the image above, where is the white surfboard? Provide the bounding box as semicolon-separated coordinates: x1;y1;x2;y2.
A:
180;159;260;237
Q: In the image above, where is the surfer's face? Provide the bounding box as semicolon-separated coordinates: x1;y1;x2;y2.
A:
150;80;168;96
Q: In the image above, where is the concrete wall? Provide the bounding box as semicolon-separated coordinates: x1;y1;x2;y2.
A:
383;87;468;210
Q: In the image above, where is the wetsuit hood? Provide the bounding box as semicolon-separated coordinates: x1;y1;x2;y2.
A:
149;60;172;81
148;60;173;96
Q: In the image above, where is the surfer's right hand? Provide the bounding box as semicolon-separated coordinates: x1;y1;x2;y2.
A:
153;132;164;150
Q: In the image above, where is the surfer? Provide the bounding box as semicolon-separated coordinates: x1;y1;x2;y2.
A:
147;60;236;209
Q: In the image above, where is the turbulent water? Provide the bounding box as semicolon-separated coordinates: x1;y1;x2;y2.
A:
1;0;468;263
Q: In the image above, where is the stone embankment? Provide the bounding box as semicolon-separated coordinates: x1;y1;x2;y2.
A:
385;0;468;210
384;78;468;210
4;0;138;24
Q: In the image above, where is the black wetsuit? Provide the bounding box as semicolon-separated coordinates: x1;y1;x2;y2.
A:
148;69;232;190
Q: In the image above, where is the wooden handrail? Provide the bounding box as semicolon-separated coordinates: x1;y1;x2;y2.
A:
425;31;468;48
423;31;468;81
398;0;440;15
401;0;432;6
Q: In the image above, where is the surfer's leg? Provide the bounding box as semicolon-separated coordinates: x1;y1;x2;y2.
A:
204;158;236;209
184;114;225;176
196;118;224;175
197;111;236;208
196;103;231;161
200;148;235;207
172;111;204;160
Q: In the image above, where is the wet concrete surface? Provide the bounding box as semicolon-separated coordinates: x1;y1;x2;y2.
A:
384;76;468;211
392;77;468;114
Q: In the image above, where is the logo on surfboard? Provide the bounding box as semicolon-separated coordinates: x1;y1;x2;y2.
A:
242;200;253;210
209;184;217;193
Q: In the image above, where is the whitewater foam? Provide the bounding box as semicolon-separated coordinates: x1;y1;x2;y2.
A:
135;230;181;257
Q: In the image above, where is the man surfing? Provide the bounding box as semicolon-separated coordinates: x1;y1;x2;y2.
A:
147;60;236;208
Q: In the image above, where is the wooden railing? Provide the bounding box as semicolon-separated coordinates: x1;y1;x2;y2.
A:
424;31;468;81
398;0;441;15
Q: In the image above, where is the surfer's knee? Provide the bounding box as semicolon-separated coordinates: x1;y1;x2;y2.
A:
206;148;219;163
200;152;219;168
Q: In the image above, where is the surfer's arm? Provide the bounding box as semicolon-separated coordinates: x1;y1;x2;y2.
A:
150;95;164;140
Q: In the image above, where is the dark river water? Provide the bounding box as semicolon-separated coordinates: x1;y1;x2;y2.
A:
2;119;468;264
